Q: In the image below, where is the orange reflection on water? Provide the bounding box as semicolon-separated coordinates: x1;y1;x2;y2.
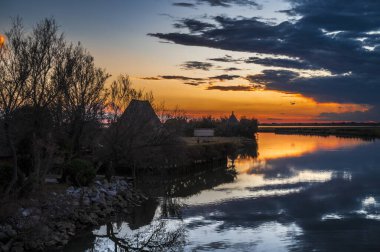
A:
235;133;368;174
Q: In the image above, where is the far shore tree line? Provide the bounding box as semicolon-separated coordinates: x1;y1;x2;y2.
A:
165;115;258;138
0;17;258;198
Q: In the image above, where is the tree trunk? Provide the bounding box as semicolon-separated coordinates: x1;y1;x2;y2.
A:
40;132;55;185
4;121;18;195
32;131;41;188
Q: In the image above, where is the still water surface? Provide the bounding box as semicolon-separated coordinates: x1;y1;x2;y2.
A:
64;133;380;251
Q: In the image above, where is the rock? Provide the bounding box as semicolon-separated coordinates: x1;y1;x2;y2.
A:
1;238;13;252
82;197;91;205
24;240;42;251
11;246;24;252
4;226;17;238
45;240;57;247
0;231;8;241
67;231;75;236
10;242;24;252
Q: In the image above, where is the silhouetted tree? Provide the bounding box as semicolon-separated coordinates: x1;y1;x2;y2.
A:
54;42;110;158
20;18;66;186
107;74;151;123
0;17;30;194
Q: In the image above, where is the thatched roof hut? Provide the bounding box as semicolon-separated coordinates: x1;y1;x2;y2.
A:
119;99;161;128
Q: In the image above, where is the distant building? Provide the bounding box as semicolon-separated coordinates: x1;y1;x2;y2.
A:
227;111;239;125
194;128;215;137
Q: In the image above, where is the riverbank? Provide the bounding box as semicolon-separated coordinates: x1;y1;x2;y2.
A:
259;126;380;139
0;178;146;252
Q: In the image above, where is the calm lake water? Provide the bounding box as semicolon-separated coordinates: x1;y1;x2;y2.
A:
64;133;380;251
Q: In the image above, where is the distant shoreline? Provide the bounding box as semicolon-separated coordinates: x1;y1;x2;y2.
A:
258;125;380;139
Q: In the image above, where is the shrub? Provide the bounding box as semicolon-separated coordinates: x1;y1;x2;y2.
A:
0;163;12;192
65;159;96;186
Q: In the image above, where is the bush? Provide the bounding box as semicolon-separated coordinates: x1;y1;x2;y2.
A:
0;163;12;192
65;159;96;186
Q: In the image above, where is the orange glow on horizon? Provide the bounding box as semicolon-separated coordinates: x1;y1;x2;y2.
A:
134;78;368;123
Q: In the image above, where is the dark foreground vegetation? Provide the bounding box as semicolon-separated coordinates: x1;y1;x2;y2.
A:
0;18;258;251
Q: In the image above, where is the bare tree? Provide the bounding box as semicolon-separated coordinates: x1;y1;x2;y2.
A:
17;18;67;185
107;74;154;123
0;17;30;194
54;42;110;158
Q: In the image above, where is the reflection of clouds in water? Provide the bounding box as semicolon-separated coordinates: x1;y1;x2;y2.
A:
363;196;377;206
184;169;335;206
355;196;380;220
321;213;344;220
184;217;302;252
321;196;380;222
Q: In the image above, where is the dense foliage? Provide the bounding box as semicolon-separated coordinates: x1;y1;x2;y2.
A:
65;159;96;186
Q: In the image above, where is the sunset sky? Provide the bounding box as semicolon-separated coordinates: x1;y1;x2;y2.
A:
1;0;379;122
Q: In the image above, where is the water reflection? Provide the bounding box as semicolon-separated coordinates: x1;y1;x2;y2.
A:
91;218;185;251
64;133;380;251
256;133;369;161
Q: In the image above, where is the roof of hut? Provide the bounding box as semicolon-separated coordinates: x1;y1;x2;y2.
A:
119;99;161;128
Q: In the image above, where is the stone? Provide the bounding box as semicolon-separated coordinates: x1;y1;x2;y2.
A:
24;240;41;251
0;231;8;241
82;197;91;205
45;240;57;247
4;226;16;238
10;246;24;252
1;238;13;252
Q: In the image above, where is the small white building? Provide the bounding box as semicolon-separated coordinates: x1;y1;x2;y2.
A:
194;128;215;137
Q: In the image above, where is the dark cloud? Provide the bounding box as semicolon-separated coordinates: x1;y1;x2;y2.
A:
149;1;380;120
287;0;380;32
174;19;216;33
184;81;207;86
223;67;241;71
206;85;254;91
190;0;260;8
318;106;380;122
268;74;380;105
246;70;299;85
141;74;246;88
208;55;241;63
209;74;240;81
245;57;318;70
141;77;161;80
172;2;196;7
142;75;207;81
160;75;206;81
181;61;213;71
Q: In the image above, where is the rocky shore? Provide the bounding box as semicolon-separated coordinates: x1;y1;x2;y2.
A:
0;178;146;252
